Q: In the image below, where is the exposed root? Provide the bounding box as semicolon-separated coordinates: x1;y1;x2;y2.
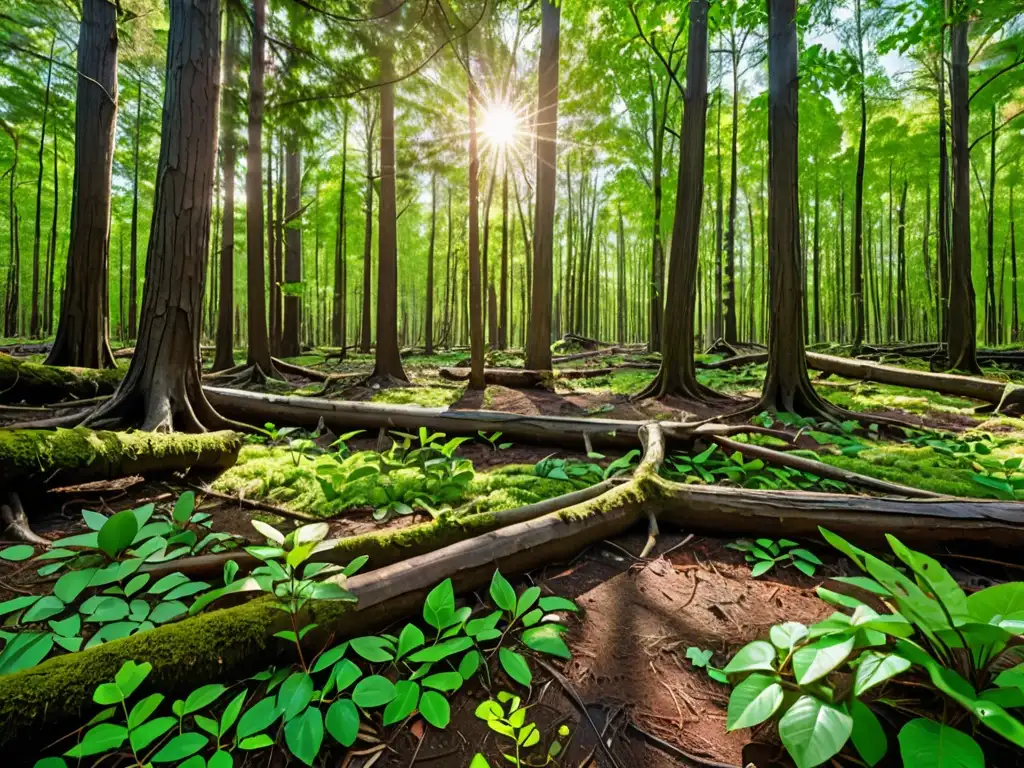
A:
189;484;321;523
271;358;331;382
639;510;660;558
1;492;48;546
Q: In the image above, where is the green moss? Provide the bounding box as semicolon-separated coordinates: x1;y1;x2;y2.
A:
559;369;656;395
370;385;464;408
819;380;981;416
0;428;241;483
466;464;588;513
0;354;125;404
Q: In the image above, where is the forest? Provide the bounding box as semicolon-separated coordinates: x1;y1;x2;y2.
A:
1;0;1024;766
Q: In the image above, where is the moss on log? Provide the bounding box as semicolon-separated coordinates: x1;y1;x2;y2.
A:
0;428;242;485
0;354;124;405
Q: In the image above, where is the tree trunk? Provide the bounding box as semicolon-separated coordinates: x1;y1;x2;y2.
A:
212;12;239;372
638;0;712;401
30;39;54;339
985;104;997;346
812;178;821;343
128;81;141;338
897;178;908;340
758;0;835;416
1012;186;1019;342
714;89;724;341
498;164;509;349
371;32;407;382
46;0;117;369
43;106;59;337
937;27;951;342
851;0;867;354
525;0;560;371
947;18;980;373
425;172;436;355
467;65;485;390
280;145;302;358
360;100;375;354
272;145;285;353
333;108;349;352
242;0;275;375
82;0;227;432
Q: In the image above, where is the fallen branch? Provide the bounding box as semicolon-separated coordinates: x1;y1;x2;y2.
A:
189;484;322;523
706;434;944;499
0;354;123;405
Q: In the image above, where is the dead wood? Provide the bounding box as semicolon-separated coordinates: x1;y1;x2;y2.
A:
0;492;48;545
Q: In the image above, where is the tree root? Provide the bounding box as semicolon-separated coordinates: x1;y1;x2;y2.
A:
0;492;48;546
188;484;322;524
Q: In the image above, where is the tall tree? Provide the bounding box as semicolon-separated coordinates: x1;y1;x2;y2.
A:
638;0;716;401
29;37;54;339
333;107;349;353
525;0;560;371
425;172;437;354
212;11;239;372
467;56;484;389
46;0;117;369
281;142;303;357
83;0;226;431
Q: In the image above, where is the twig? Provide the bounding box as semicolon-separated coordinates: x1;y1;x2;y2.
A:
639;511;660;558
625;721;738;768
660;533;695;558
189;484;321;523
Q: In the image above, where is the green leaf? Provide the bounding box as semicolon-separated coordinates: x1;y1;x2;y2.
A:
236;696;281;739
277;672;314;721
967;582;1024;632
23;595;65;623
459;650;481;680
326;698;360;746
769;622;808;651
854;651;912;696
173;492;196;524
490;571;517;613
0;595;39;617
331;659;362;692
792;635;855;685
499;648;532;687
723;641;776;675
150;732;208;763
515;586;541;618
850;699;887;767
408;636;474;663
149;601;187;624
422;671;464;692
726;673;784;730
898;718;983;768
208;751;233;768
778;695;853;768
65;723;127;757
129;716;175;752
352;675;397;708
521;625;571;659
284;706;323;766
469;755;492;768
128;692;164;729
419;690;451;729
538;596;578;613
97;509;140;559
183;683;227;714
397;623;426;659
311;643;348;673
383;680;420;725
251;519;285;545
221;690;247;735
238;734;275;750
751;560;775;577
48;614;81;638
422;578;456;630
350;635;395;662
0;545;34;561
115;660;152;699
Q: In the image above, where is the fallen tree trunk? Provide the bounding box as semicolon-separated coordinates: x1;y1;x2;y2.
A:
439;365;659;387
551;346;644;364
697;352;768;370
0;354;124;405
0;428;242;486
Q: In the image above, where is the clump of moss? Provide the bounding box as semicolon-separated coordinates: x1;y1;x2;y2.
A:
818;380;980;416
0;354;125;405
371;386;464;408
466;463;589;513
559;369;656;396
819;442;990;498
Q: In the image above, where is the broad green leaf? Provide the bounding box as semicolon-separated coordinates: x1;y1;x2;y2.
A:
459;650;481;680
151;732;208;762
350;635;395;662
723;641;776;675
284;706;323;766
65;724;128;757
854;651;912;696
311;643;348;673
352;675;397;708
726;673;784;730
0;545;34;561
115;660;152;699
499;648;532;687
251;519;285;545
97;509;139;559
423;671;464;692
331;659;362;692
383;680;420;725
522;624;571;659
397;623;425;658
208;751;233;768
183;683;227;714
793;635;855;685
897;718;983;768
538;596;578;613
419;690;451;728
850;699;887;767
515;587;541;618
173;492;196;524
221;690;247;735
277;672;314;721
778;695;852;768
967;582;1024;633
128;692;164;729
423;578;456;630
407;636;474;663
48;614;81;638
23;595;65;622
326;698;359;746
490;571;517;613
236;697;281;739
769;622;808;650
129;716;175;752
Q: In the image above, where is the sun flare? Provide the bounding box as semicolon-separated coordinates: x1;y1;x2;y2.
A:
480;103;520;148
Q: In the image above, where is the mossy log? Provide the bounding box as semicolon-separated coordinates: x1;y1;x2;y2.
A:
0;354;124;405
439;365;660;387
0;428;242;486
3;421;1024;750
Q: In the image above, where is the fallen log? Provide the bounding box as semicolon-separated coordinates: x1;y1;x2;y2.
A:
551;346;644;364
0;354;124;405
697;352;768;370
805;352;1024;410
0;428;242;486
438;365;659;387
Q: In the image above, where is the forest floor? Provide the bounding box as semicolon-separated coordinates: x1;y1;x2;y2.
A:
3;340;1024;766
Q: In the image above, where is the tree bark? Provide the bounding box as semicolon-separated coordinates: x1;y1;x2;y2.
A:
425;172;436;355
212;13;239;372
1012;186;1019;342
30;38;54;339
129;80;141;338
81;0;227;432
360;99;375;354
280;143;303;358
333;108;349;353
638;0;714;402
985;104;997;346
371;23;407;382
946;18;980;373
46;0;117;370
851;0;867;354
525;0;560;371
43;102;59;337
467;62;485;390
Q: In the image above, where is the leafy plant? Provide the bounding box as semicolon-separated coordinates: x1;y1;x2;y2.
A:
684;646;728;683
725;538;822;577
534;449;640;483
664;444;850;493
478;430;513;451
474;692;572;766
722;527;1024;767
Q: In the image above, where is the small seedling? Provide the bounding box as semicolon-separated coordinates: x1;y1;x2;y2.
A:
685;646;728;683
725;538;822;577
478;431;513;451
474;692;571;766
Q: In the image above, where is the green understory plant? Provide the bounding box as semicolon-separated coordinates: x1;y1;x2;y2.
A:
725;537;823;577
0;494;235;675
478;430;513;451
36;569;581;767
474;692;572;766
684;646;728;683
664;443;851;493
534;449;640;483
723;527;1024;767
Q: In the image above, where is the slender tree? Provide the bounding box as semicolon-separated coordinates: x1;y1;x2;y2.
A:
333;107;349;353
46;0;117;368
29;37;54;339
